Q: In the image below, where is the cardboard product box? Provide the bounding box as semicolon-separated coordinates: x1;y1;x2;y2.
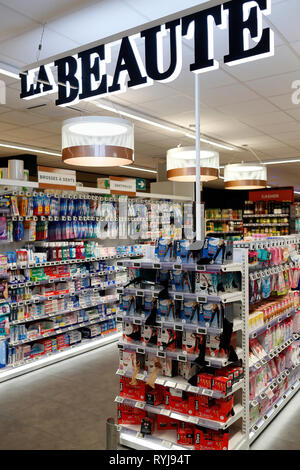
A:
178;361;194;381
192;396;234;422
182;330;199;354
156;414;178;431
119;350;136;373
117;404;146;425
145;385;165;406
212;376;233;395
177;424;194;446
197;373;214;389
157;328;177;350
194;428;229;450
120;376;146;401
165;388;190;415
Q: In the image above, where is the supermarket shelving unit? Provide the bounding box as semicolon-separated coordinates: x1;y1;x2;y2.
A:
114;247;250;451
235;235;300;445
0;179;193;382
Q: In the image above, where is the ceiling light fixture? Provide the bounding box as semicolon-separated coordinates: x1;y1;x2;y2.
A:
224;163;267;190
0;62;20;80
184;133;234;151
166;146;219;182
94;101;235;150
95;102;179;134
0;142;60;156
62;116;134;167
121;165;157;174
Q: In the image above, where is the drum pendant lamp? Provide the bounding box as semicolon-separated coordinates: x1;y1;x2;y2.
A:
62;116;134;167
166;146;219;182
224;163;267;190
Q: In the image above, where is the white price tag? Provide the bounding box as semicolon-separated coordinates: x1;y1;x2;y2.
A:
115;396;124;403
202;389;214;397
189;416;199;424
135;401;145;409
160;409;171;416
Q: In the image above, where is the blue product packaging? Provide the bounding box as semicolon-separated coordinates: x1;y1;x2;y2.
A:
0;340;6;368
122;295;135;315
156;239;173;261
261;276;271;299
181;301;199;324
179;240;190;262
158;299;174;320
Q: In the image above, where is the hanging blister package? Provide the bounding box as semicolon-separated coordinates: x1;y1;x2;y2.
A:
261;275;271;299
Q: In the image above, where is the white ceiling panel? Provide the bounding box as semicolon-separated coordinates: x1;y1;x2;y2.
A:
240;111;295;127
246;70;300;98
0;4;38;42
266;94;296;111
216;99;279;117
268;0;300;42
0;0;101;23
227;45;300;82
0;110;50;126
201;84;258;107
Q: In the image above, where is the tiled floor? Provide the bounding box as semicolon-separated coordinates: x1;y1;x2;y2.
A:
0;342;299;450
0;342;120;450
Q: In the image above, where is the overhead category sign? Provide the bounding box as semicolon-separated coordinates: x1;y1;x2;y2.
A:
20;0;274;107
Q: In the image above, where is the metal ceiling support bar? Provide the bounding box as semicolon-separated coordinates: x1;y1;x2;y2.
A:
195;73;201;241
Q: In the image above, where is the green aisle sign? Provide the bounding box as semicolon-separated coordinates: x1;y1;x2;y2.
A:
136;178;146;190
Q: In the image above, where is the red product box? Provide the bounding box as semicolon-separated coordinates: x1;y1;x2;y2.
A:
212;376;232;394
156;415;178;431
177;425;194;446
165;389;190;415
56;334;67;350
197;373;213;389
192;396;234;422
117;404;146;425
145;386;164;406
120;377;146;401
42;339;53;353
194;428;229;450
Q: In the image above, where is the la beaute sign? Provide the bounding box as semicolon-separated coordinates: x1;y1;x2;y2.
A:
20;0;274;107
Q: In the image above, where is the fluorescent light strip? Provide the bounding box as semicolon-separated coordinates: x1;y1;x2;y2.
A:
0;142;61;157
121;165;157;174
265;159;300;165
184;133;234;151
95;102;179;134
294;191;300;195
0;63;20;80
0;333;121;380
96;102;235;151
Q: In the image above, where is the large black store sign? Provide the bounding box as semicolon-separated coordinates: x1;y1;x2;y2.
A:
20;0;273;106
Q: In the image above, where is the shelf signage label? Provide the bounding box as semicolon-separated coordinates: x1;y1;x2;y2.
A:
248;187;294;203
38;166;76;190
110;177;136;197
20;0;274;106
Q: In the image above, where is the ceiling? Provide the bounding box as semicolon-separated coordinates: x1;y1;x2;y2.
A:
0;0;299;189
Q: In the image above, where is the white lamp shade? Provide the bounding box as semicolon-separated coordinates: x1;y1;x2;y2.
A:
166;146;219;182
224;163;267;189
62;116;134;167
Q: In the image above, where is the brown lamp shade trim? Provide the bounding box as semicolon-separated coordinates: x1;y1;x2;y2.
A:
225;179;267;189
167;167;219;180
62;145;133;163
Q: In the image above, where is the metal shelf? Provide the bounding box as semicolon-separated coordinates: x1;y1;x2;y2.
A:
8;267;126;290
9;295;118;325
118;341;243;369
249;376;300;444
9;281;124;309
116;369;244;399
117;286;242;305
0;331;121;383
115;395;244;431
249;334;300;371
243;214;289;218
249;308;299;339
119;424;247;450
117;312;243;336
9;315;116;346
116;259;243;273
250;364;299;407
6;253;142;271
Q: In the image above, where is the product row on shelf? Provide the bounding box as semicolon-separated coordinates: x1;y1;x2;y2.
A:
0;191;193;242
0;239;146;371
